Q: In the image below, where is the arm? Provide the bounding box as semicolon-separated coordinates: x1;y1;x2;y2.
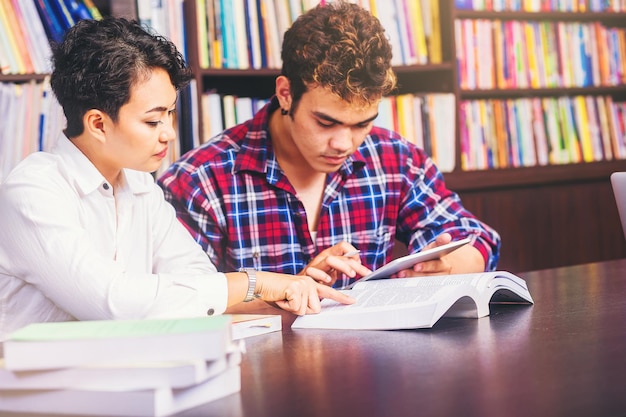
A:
397;148;501;274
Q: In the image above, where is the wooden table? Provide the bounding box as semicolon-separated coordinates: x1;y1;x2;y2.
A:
191;259;626;417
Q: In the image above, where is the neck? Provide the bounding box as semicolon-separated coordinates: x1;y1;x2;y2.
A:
72;135;122;188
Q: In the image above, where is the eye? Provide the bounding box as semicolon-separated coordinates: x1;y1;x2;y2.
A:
146;121;163;127
317;120;335;128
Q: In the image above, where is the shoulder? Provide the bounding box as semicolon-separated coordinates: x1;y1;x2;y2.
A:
361;126;430;165
1;152;69;194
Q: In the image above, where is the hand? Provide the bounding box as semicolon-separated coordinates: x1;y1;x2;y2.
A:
300;241;372;287
395;233;485;277
256;272;355;315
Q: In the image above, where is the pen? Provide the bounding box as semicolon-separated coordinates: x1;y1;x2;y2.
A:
343;250;360;257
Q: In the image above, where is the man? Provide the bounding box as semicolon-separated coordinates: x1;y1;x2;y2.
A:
158;2;501;289
0;17;353;341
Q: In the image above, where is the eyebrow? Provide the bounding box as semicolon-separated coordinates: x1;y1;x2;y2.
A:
313;111;379;126
145;100;178;114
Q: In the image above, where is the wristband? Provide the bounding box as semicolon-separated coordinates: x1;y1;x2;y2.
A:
239;268;258;302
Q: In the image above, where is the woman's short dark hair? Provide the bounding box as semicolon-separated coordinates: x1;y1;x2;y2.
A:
50;17;193;137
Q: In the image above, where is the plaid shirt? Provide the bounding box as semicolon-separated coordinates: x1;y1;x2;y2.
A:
158;97;500;288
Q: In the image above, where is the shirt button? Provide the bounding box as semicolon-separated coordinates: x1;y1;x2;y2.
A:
207;308;215;316
103;183;110;190
253;252;260;259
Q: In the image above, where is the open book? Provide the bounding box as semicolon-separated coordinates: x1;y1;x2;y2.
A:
292;271;533;330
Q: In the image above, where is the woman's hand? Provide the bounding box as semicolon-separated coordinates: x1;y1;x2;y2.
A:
256;272;355;315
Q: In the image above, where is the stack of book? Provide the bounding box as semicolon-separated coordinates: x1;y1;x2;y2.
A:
0;316;243;416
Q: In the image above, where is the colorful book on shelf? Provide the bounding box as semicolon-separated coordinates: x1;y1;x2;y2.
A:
530;97;549;166
409;0;428;64
5;1;37;73
493;100;509;168
254;0;268;68
0;6;18;74
606;96;626;159
292;271;534;330
244;0;262;69
66;0;92;21
542;97;569;164
47;0;77;32
584;95;604;162
595;95;613;161
572;95;593;162
0;1;28;74
12;0;52;74
428;0;442;64
261;0;282;69
33;0;65;43
558;96;582;163
0;364;241;417
3;316;232;371
233;0;249;69
81;0;103;19
211;0;224;68
195;0;210;68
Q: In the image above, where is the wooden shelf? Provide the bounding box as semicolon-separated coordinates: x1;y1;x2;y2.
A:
445;160;626;191
460;85;626;99
0;74;49;82
455;10;626;23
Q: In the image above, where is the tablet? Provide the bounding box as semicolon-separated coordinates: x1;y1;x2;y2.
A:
344;236;472;289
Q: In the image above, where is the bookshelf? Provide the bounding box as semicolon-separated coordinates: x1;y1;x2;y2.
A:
3;0;626;272
179;0;626;272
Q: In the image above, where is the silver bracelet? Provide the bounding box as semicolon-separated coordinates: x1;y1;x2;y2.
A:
239;268;258;302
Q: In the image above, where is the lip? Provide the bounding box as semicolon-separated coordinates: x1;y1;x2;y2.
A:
155;148;168;158
322;155;347;165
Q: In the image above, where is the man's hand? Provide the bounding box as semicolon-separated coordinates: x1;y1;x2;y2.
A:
300;241;371;287
395;233;485;277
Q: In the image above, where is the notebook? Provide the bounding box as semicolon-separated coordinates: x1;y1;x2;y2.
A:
610;172;626;240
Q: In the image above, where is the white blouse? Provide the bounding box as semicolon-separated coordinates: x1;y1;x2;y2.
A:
0;136;228;341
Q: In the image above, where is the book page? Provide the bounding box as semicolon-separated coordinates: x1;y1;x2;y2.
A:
328;274;484;311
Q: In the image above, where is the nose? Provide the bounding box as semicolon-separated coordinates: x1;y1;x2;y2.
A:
160;120;177;143
329;127;353;153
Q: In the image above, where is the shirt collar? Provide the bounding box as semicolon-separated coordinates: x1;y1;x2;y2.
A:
52;135;152;196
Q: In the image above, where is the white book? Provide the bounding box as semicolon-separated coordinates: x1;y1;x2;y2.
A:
431;93;456;173
234;96;254;124
231;314;282;340
202;91;224;141
292;271;533;330
0;349;242;391
233;0;249;69
0;365;241;417
3;316;232;371
261;0;282;69
222;94;237;129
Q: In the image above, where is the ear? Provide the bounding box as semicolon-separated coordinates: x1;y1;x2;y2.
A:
275;76;292;111
83;109;107;144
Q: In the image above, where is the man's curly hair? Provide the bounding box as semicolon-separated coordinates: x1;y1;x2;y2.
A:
281;1;396;109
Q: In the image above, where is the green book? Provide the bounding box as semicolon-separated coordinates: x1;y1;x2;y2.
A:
4;316;232;371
